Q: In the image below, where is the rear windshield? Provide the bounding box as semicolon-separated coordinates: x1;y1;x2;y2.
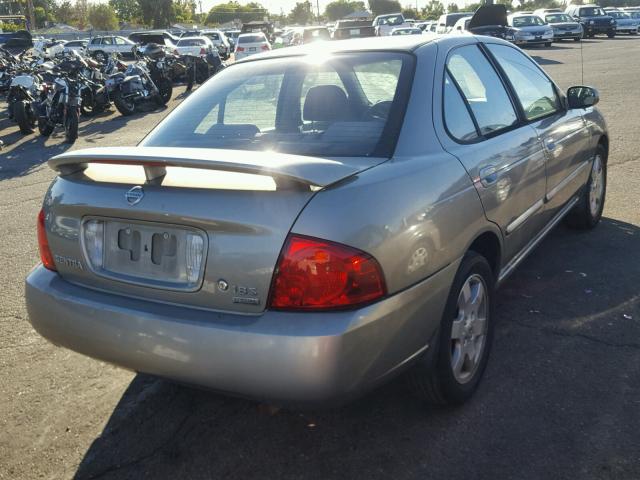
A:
178;38;205;46
143;52;414;157
238;35;265;43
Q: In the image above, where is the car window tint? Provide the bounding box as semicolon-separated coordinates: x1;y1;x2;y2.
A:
447;46;518;136
487;44;560;121
443;73;478;142
353;59;402;104
300;68;345;113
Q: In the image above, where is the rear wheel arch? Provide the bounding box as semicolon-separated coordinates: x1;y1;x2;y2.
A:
467;230;502;279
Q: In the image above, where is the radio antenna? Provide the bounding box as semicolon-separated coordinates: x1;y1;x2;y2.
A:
580;36;584;84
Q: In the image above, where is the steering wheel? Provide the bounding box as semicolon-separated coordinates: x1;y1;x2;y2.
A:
366;100;393;120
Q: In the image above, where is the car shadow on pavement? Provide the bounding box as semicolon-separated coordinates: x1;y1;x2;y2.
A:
0;134;72;180
73;217;640;480
531;56;564;66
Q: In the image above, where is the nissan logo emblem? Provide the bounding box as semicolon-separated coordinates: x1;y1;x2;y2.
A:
125;186;144;206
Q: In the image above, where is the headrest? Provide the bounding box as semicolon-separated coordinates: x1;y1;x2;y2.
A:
303;85;350;122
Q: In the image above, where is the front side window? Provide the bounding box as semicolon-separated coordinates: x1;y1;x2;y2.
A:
446;45;518;136
143;52;413;158
114;37;127;45
487;44;560;121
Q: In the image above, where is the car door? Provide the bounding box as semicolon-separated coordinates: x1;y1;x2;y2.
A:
100;36;114;53
485;43;592;215
434;43;548;263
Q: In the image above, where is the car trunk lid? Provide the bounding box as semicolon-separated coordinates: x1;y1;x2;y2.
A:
43;147;383;313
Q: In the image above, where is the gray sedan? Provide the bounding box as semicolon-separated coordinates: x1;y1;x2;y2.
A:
544;12;584;41
26;35;608;407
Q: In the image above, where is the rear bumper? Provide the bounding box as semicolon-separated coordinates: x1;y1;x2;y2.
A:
25;263;455;405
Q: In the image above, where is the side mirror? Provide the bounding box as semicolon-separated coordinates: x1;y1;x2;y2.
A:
567;86;599;109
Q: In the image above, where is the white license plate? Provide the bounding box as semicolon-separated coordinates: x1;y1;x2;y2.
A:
249;47;256;52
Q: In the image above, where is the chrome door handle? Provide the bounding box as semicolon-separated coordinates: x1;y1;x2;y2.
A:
479;166;498;187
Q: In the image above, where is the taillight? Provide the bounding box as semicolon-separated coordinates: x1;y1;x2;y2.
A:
200;47;206;55
236;46;244;52
37;209;56;271
261;44;269;51
269;235;386;310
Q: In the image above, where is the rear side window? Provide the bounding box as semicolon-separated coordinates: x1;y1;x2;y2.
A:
446;45;518;136
487;44;561;121
443;73;478;142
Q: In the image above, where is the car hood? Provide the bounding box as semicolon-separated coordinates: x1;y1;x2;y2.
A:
550;21;581;28
468;5;508;28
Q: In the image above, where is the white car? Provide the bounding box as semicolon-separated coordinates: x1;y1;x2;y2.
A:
234;33;270;60
450;16;474;33
390;27;423;35
200;30;231;59
87;36;136;62
373;13;411;36
63;40;88;55
33;38;66;59
174;36;216;57
508;13;554;46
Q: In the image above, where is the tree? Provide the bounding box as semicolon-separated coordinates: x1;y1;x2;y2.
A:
55;0;74;24
205;1;267;25
446;3;458;12
288;1;313;24
108;0;141;22
73;0;89;29
324;0;365;20
402;7;419;19
421;0;444;19
173;0;196;23
368;0;401;16
34;6;47;27
88;3;118;29
137;0;174;27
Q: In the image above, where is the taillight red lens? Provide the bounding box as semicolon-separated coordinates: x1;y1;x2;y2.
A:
37;209;56;271
236;46;244;52
261;44;269;51
200;47;206;55
269;235;386;310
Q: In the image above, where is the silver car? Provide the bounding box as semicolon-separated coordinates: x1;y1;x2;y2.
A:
508;13;555;46
26;35;608;407
544;12;584;41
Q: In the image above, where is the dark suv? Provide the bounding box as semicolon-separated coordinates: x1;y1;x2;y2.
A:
566;4;616;37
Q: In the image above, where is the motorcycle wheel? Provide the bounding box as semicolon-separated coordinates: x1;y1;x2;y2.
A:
64;108;79;144
114;92;136;116
155;78;172;106
15;101;36;134
38;116;54;137
81;89;95;117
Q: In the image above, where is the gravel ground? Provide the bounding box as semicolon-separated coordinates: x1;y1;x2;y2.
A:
1;38;639;480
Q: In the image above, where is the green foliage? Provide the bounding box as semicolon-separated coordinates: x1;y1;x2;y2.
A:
402;7;419;19
288;1;314;24
108;0;141;22
88;3;119;29
368;0;402;16
324;0;365;21
54;1;74;24
34;6;47;27
447;3;458;12
173;0;196;23
421;0;444;19
74;0;89;29
205;1;267;25
137;0;175;28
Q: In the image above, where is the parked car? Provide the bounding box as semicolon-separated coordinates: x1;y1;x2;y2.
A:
544;12;584;41
450;16;474;33
508;13;554;46
436;12;474;34
174;36;216;57
234;33;270;60
565;4;616;38
373;13;411;36
533;8;563;17
62;39;88;55
332;20;376;39
391;27;424;35
302;27;331;43
606;10;639;34
87;36;136;62
224;29;241;50
200;29;231;59
26;35;608;407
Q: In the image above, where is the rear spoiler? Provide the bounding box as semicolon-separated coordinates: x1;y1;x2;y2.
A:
49;147;369;189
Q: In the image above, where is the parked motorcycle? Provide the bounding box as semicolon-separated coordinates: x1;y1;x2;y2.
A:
7;69;44;134
183;50;226;91
37;58;83;143
111;45;173;116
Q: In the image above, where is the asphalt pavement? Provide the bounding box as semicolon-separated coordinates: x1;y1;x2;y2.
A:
1;38;639;480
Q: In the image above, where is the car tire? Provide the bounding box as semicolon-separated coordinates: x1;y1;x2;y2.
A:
94;51;106;62
607;31;616;38
565;144;607;230
14;101;36;134
408;252;495;406
545;42;552;47
573;37;581;41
